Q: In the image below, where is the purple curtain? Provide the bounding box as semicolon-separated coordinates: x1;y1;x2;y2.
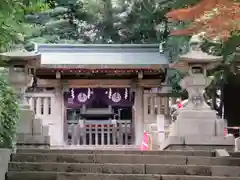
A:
64;88;134;108
64;88;96;108
100;88;134;106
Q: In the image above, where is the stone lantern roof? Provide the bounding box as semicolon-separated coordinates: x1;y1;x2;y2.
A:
172;34;222;72
0;34;41;67
0;49;41;67
180;35;222;63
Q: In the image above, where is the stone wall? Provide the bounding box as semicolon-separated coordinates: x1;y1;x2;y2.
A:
0;149;11;180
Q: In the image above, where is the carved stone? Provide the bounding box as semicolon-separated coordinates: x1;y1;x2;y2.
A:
160;34;234;151
179;74;211;110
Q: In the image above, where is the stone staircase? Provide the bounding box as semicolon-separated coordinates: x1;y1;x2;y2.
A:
6;149;240;180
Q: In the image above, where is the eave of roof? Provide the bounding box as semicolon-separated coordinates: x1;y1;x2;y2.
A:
36;43;169;69
37;43;164;52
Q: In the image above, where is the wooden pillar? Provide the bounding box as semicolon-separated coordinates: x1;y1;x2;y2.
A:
52;87;65;146
157;95;161;115
108;105;112;145
134;86;144;145
164;97;170;117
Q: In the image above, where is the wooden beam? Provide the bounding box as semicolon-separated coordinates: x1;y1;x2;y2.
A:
138;79;161;87
68;79;131;87
37;79;162;88
37;79;60;87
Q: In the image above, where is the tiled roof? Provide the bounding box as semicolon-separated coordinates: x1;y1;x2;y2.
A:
37;44;169;68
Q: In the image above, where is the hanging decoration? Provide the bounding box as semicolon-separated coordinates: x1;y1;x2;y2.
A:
124;88;128;100
87;88;91;99
108;88;112;99
71;88;75;99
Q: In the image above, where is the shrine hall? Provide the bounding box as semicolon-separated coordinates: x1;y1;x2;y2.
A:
25;44;170;146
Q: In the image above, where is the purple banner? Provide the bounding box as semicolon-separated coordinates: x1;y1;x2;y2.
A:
64;88;134;108
101;88;133;106
64;88;96;108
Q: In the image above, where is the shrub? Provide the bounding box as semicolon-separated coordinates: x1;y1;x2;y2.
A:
0;70;19;148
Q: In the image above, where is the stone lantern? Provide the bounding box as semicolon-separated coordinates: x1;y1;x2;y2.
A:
0;45;50;148
1;51;41;107
174;35;221;110
160;34;234;150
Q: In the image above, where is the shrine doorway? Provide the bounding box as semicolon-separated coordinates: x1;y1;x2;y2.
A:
64;88;134;146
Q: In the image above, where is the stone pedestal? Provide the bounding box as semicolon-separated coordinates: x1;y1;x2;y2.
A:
160;135;234;151
0;149;11;180
9;69;50;149
16;107;50;149
161;110;234;151
160;74;234;151
235;138;240;152
168;110;223;137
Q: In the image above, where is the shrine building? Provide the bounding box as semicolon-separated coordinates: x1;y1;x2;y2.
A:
25;44;169;146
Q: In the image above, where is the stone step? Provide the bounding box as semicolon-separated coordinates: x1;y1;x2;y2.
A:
11;153;240;166
7;171;240;180
231;152;240;157
8;162;240;177
16;149;214;157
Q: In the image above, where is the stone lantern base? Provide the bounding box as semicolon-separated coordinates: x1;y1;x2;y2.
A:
7;69;50;148
16;106;50;149
160;108;234;151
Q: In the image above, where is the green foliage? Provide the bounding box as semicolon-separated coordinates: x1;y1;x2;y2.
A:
24;1;50;14
0;71;19;148
202;34;240;78
197;33;240;110
0;0;49;52
24;0;170;44
0;0;25;51
167;68;188;98
163;22;191;96
164;36;190;63
23;0;203;45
